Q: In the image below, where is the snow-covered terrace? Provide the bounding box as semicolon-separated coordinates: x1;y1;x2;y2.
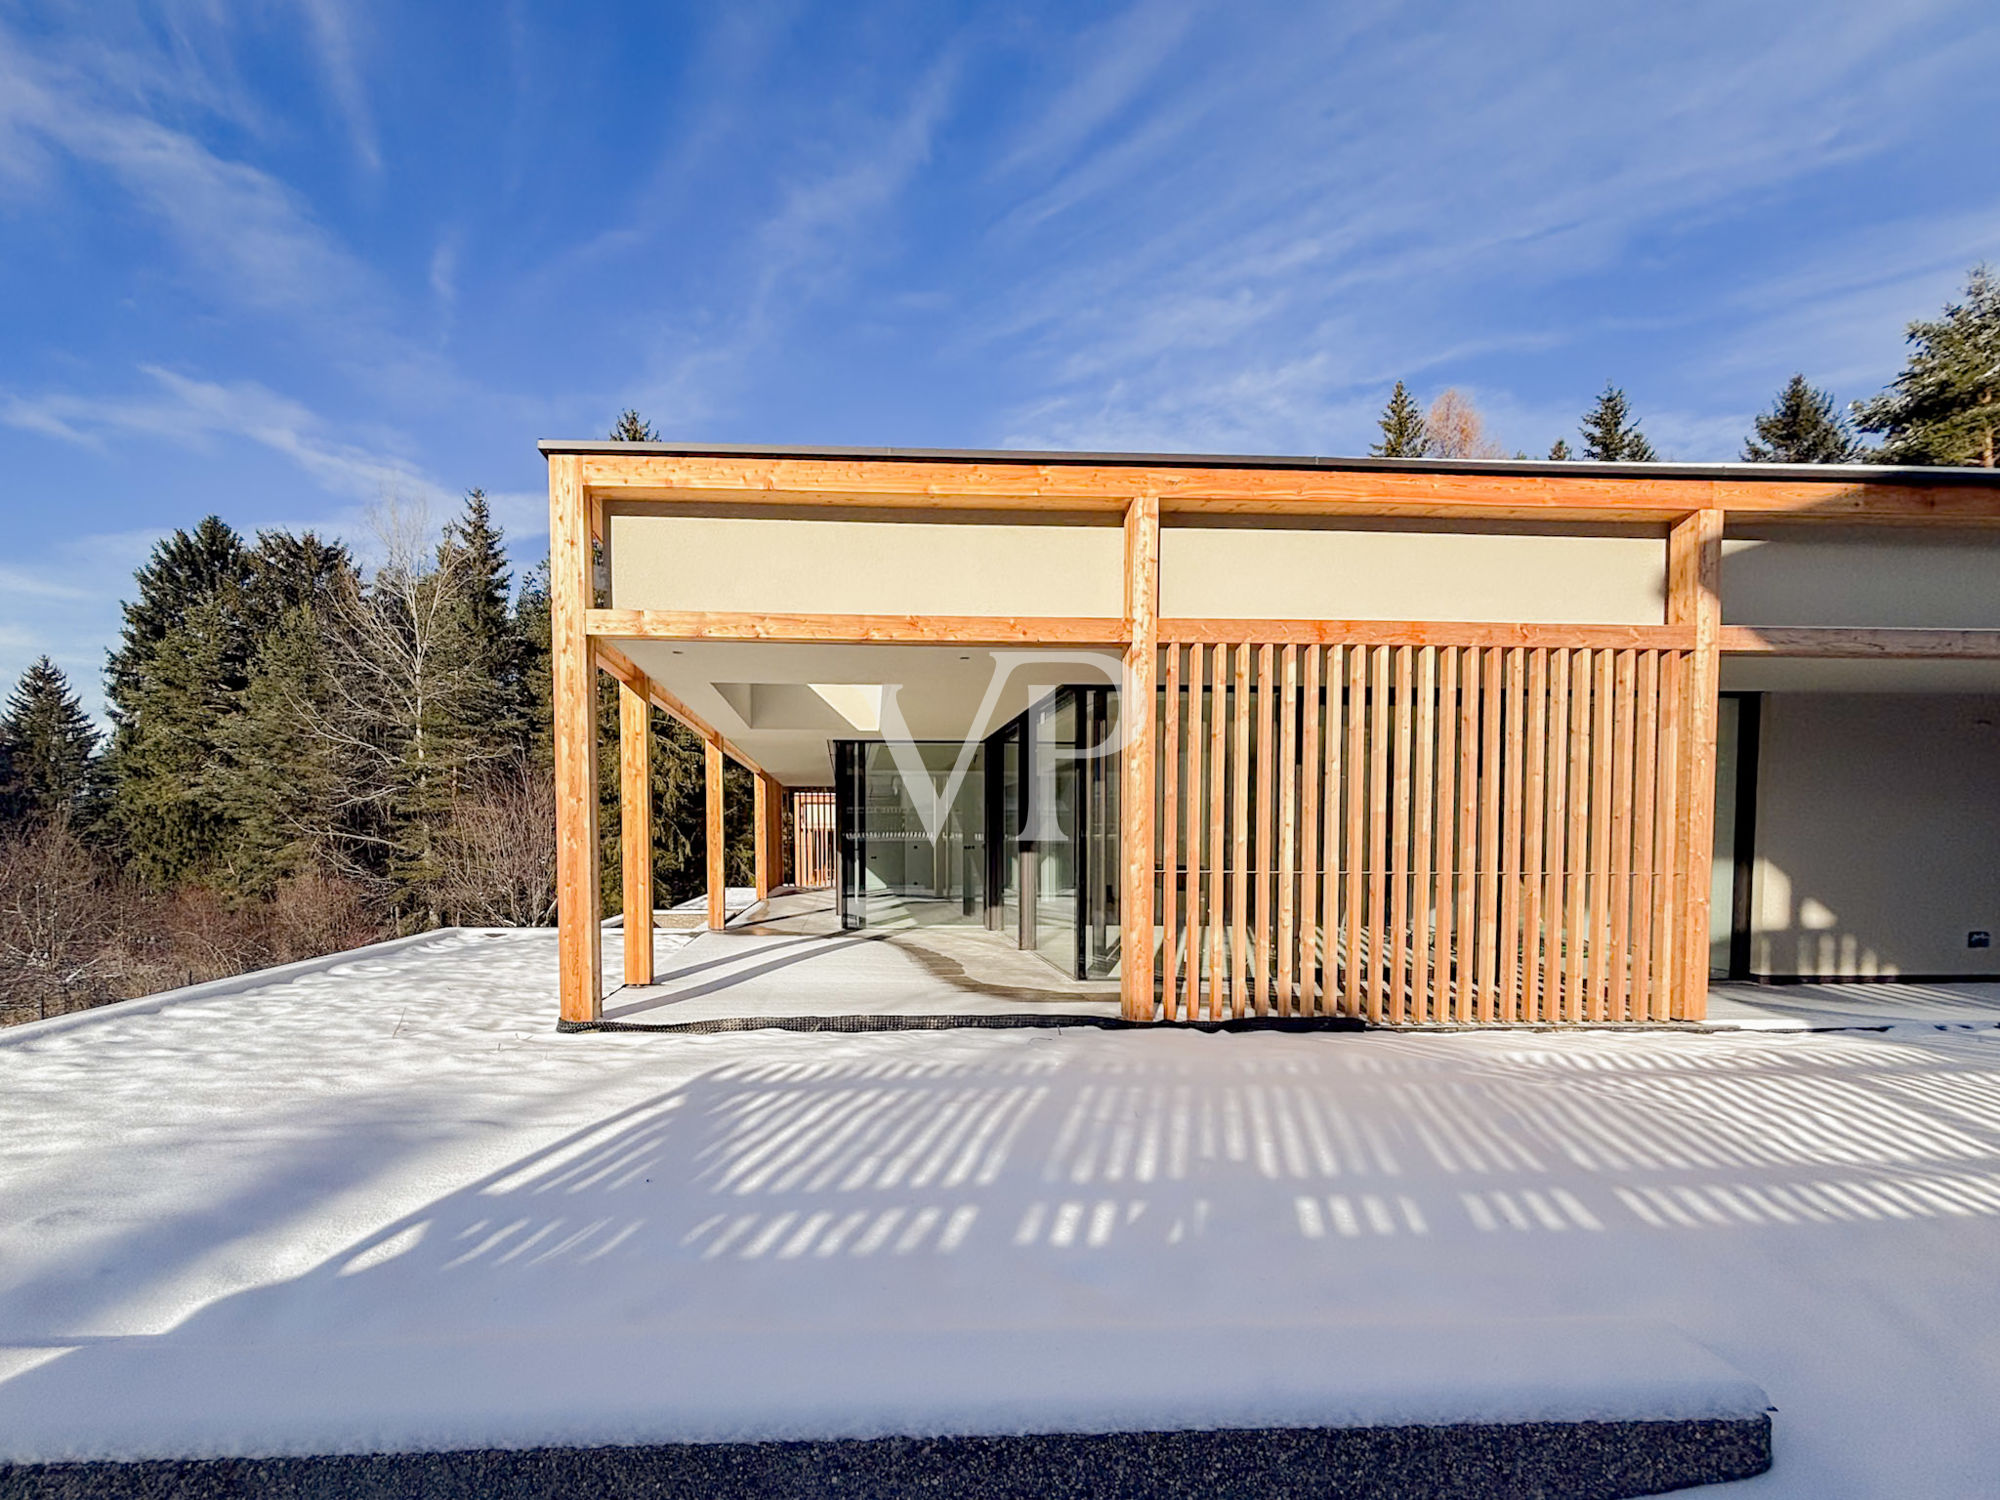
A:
5;922;2000;1492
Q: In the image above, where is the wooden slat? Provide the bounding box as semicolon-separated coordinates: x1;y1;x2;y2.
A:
619;680;654;987
1497;648;1525;1021
1184;644;1206;1023
1630;652;1662;1021
1410;647;1437;1021
1160;643;1182;1020
1475;647;1503;1022
1161;619;1695;650
1719;626;2000;658
575;449;2000;527
1366;646;1392;1024
550;454;603;1024
1608;650;1639;1020
1224;648;1240;1024
1542;649;1571;1024
1651;652;1684;1022
1121;493;1160;1021
1297;646;1323;1017
1253;643;1276;1016
1276;645;1300;1016
1520;649;1550;1022
1207;644;1229;1022
1563;650;1591;1023
1322;646;1346;1017
1432;648;1459;1027
706;738;726;932
1586;648;1616;1021
589;608;1128;646
1453;648;1480;1024
1343;645;1367;1018
1389;646;1415;1024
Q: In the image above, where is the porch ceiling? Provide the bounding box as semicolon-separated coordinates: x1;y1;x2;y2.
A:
610;638;1123;786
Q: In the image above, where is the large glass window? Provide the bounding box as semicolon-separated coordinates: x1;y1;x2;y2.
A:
835;741;985;930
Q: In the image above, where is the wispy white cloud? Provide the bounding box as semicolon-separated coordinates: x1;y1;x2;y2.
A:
3;367;454;510
294;0;381;172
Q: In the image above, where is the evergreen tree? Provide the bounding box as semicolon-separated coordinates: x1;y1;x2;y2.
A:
610;409;659;442
1853;266;2000;467
209;606;359;895
245;531;353;637
1369;381;1429;457
1578;385;1656;462
1548;439;1572;461
102;519;257;884
1743;375;1858;462
436;489;529;761
105;517;253;724
0;658;99;828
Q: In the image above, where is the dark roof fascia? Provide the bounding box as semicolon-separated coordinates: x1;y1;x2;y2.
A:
535;439;2000;488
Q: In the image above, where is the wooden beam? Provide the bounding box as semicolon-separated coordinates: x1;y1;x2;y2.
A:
593;639;765;777
577;451;2000;526
706;738;726;932
1159;619;1695;650
588;608;1128;646
619;681;654;987
1670;510;1725;1022
1120;494;1160;1020
1719;626;2000;658
549;454;602;1024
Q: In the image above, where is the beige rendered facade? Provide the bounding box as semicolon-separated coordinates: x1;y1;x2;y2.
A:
545;442;2000;1029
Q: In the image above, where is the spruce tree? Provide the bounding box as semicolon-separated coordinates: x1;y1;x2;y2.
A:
1743;375;1858;462
0;658;100;828
210;607;357;895
1548;439;1572;461
102;518;256;884
611;409;659;442
436;489;529;762
1578;385;1656;462
1853;266;2000;467
1369;381;1429;457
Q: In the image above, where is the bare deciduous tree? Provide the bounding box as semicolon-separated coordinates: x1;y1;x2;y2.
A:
0;814;113;1022
1425;389;1508;459
430;758;559;927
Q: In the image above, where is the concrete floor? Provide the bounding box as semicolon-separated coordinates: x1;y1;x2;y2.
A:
602;889;1122;1025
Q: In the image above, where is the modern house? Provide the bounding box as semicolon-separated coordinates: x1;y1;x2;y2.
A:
541;442;2000;1029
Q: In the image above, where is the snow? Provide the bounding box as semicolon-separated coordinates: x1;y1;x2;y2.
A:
4;927;2000;1493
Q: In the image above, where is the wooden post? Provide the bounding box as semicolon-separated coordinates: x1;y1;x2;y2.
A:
754;773;779;901
1669;508;1724;1020
1120;493;1160;1020
549;454;602;1023
619;682;653;986
706;738;727;931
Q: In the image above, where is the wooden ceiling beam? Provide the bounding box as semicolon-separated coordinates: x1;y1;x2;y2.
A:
587;608;1130;646
576;453;2000;527
593;639;768;778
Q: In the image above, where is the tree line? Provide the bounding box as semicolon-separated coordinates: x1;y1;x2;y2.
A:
1370;265;2000;466
0;410;755;1025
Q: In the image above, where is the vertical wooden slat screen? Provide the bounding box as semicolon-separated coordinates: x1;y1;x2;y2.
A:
1152;634;1696;1024
790;790;838;890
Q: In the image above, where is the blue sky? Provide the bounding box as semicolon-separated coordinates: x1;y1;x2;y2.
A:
3;0;1998;717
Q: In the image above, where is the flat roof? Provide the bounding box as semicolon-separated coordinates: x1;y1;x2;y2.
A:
536;438;2000;486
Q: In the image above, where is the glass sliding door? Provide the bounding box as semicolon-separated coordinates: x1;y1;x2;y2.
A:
834;740;986;930
832;682;1122;979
